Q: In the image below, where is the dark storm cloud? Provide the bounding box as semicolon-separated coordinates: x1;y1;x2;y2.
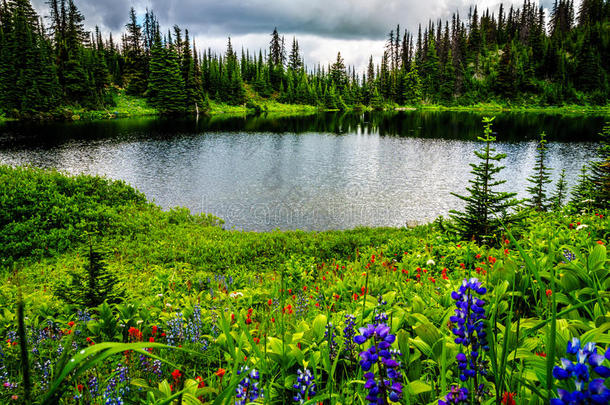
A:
31;0;576;40
31;0;131;32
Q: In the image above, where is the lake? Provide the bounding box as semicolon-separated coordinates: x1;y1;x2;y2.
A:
0;111;604;230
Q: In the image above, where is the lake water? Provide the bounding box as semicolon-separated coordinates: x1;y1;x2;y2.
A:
0;111;604;230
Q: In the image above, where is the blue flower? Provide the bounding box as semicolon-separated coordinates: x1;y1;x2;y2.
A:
293;368;316;403
551;338;610;404
354;319;402;404
439;385;469;405
450;278;489;383
235;366;263;405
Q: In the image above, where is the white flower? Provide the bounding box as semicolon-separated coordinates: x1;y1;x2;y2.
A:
165;303;172;308
426;259;436;266
576;224;588;231
157;293;163;298
229;291;243;298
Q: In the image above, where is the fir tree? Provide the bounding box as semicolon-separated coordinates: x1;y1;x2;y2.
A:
147;30;185;113
526;132;552;211
449;117;521;244
55;241;122;308
588;124;610;208
288;37;301;71
495;42;515;97
550;169;568;210
403;65;423;104
124;7;147;95
330;52;347;91
570;165;595;212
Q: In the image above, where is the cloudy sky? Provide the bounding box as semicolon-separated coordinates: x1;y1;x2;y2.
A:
31;0;570;71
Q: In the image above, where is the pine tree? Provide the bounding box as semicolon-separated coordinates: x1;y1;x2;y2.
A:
403;65;423;104
496;42;515;97
550;169;568;210
588;124;610;208
147;30;184;113
55;242;122;308
124;7;147;95
330;52;347;92
526;132;552;211
570;165;595;211
288;37;301;71
421;38;440;100
449;117;521;243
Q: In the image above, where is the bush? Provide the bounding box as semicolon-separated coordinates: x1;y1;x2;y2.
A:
0;165;147;265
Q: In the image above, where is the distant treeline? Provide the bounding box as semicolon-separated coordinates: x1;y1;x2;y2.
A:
0;0;609;116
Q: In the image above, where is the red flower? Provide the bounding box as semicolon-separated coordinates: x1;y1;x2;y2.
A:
597;240;605;245
475;254;481;259
152;325;158;335
504;249;509;255
149;337;155;343
245;317;252;325
195;376;205;388
77;384;83;392
546;289;552;297
171;369;182;381
215;368;226;380
501;392;516;405
267;299;273;306
459;263;466;269
535;351;547;358
67;321;75;327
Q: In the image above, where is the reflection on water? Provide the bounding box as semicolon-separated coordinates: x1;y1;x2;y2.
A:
0;111;603;230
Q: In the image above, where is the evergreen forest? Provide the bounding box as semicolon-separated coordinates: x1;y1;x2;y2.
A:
0;0;609;117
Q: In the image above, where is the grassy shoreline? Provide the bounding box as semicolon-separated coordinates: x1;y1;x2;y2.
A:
410;102;610;115
1;91;608;123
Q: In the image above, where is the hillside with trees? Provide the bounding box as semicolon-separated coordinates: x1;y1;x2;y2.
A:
0;0;608;118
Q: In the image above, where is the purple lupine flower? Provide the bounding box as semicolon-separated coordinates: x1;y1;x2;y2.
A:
325;322;338;360
551;338;610;404
354;321;402;403
343;314;357;358
439;386;469;405
449;278;489;382
293;368;316;403
440;278;489;405
235;366;263;404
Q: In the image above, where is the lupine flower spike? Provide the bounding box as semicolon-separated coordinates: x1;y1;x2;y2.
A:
551;338;610;405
